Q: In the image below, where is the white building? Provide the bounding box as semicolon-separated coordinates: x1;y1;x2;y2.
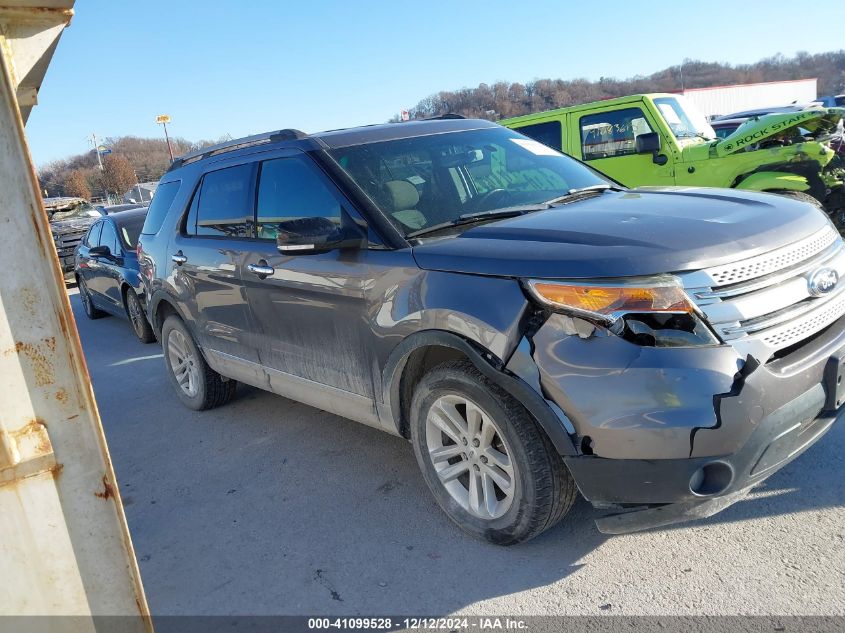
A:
123;181;158;204
679;78;818;118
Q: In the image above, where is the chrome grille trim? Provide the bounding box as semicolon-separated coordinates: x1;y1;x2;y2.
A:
694;240;842;301
683;225;845;361
704;225;838;287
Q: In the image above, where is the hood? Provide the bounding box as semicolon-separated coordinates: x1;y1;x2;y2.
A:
50;216;97;235
411;188;831;280
714;107;844;157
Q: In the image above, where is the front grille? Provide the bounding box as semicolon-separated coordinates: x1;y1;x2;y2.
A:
682;224;845;361
55;231;85;257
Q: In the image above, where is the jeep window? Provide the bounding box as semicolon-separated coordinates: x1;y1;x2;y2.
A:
512;120;562;151
191;164;253;238
654;96;715;140
256;157;341;240
580;108;653;160
140;180;181;235
328;126;605;235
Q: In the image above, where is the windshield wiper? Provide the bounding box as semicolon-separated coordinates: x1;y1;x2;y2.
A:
545;184;615;205
406;207;534;239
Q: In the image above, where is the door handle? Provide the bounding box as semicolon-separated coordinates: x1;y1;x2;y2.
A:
171;251;187;265
247;261;275;278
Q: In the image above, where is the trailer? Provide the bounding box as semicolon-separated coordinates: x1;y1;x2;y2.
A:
0;2;151;630
679;78;818;118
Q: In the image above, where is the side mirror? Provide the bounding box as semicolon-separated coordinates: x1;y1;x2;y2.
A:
635;132;661;154
89;245;111;258
635;132;668;165
276;209;366;256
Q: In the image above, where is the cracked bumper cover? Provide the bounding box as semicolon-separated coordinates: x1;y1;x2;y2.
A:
529;314;845;533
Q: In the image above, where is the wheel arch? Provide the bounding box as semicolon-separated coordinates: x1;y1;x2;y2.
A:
148;290;188;338
381;330;578;456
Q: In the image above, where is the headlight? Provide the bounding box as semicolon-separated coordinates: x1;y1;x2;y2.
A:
525;277;720;347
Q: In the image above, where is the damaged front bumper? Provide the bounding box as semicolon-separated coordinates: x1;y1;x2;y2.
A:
524;313;845;534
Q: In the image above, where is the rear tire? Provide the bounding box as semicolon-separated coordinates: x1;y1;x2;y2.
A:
78;278;106;320
161;315;237;410
410;360;577;545
125;288;156;344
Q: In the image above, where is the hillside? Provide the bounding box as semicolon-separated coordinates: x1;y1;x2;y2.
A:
396;50;845;121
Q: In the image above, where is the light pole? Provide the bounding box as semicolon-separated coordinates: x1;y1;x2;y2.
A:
156;114;174;161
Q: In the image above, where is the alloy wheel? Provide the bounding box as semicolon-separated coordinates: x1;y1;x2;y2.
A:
127;292;145;336
79;280;92;315
424;394;516;520
167;329;200;398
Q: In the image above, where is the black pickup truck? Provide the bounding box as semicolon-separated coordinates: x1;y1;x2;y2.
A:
44;197;102;274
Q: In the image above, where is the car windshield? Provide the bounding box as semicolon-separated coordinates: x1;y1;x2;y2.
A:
327;126;611;236
50;203;100;222
654;96;716;140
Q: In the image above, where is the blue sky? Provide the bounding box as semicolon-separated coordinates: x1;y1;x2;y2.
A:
26;0;842;167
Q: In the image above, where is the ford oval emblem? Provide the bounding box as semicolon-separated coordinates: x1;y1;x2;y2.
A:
808;267;839;297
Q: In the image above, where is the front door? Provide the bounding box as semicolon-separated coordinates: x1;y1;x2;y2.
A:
572;105;675;187
241;155;377;405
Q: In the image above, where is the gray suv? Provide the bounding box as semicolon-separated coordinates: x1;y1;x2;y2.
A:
138;119;843;544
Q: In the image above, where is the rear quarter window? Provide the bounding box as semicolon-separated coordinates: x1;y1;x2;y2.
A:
140;180;182;235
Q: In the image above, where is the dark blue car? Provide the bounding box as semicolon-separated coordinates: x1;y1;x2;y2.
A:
74;208;155;343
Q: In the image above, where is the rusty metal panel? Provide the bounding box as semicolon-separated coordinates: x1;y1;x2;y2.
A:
0;3;151;628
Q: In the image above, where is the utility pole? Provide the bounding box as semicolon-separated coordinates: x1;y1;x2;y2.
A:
156;114;174;161
91;132;103;171
90;132;109;203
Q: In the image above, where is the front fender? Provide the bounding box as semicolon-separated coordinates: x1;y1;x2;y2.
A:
736;172;810;193
380;329;578;455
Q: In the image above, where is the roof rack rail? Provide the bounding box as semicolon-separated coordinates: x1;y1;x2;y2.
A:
426;113;466;120
168;128;308;171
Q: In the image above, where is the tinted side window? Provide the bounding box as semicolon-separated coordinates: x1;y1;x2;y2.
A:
196;164;254;238
514;121;562;151
580;108;652;160
84;222;102;247
101;222;120;255
140;180;181;234
256;158;340;239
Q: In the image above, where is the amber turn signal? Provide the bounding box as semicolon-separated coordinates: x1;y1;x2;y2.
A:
528;280;695;319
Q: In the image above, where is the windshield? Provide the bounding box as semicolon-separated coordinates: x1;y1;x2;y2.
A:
50;203;101;222
328;126;610;236
654;96;715;140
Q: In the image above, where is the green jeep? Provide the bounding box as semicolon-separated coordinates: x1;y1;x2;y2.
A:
501;93;845;223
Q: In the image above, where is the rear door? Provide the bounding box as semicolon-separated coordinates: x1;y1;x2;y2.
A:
241;154;377;399
569;104;674;187
170;161;260;371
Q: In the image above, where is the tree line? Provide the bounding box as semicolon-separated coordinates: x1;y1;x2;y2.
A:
393;50;845;121
38;135;222;200
39;50;845;199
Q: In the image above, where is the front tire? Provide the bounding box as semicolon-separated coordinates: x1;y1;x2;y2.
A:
410;360;577;545
161;315;237;410
773;190;825;210
125;288;156;344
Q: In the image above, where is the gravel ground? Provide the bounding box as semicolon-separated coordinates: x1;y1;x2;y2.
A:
68;288;845;617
